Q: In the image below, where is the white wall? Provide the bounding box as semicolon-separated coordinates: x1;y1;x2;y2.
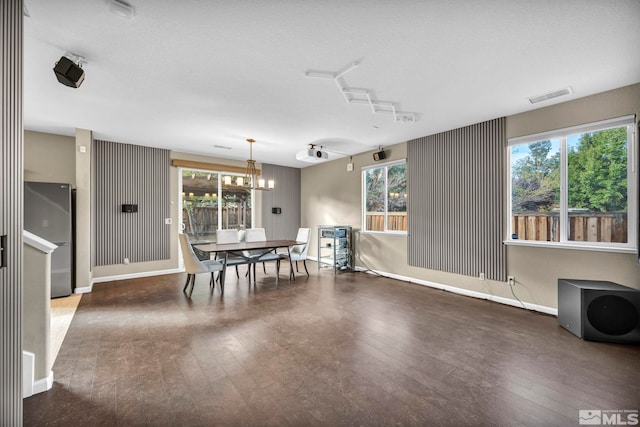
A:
24;131;76;185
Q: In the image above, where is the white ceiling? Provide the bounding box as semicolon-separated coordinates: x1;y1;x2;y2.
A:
23;0;640;168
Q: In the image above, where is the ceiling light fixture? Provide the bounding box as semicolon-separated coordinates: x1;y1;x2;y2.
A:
235;139;274;190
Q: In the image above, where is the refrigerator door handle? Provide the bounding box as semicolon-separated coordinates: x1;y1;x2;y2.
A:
0;235;6;268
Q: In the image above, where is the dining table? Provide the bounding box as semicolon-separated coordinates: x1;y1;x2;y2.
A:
192;239;304;291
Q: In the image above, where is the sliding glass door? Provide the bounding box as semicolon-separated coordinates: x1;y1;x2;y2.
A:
180;168;253;243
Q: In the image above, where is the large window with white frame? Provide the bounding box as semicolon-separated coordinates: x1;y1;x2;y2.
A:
362;160;407;233
507;115;637;251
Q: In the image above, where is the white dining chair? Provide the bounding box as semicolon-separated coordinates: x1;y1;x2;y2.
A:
215;229;246;278
280;228;311;276
179;233;224;297
244;228;281;281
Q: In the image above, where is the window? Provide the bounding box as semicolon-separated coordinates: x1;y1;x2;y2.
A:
508;116;636;250
180;168;253;242
363;160;407;233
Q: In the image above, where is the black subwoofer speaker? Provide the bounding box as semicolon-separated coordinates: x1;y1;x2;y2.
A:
558;279;640;344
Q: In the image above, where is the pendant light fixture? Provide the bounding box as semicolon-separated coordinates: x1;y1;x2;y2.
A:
235;138;275;190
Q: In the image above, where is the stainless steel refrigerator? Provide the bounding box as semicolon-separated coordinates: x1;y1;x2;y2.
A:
24;182;74;297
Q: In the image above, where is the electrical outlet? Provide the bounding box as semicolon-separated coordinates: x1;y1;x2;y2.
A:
508;276;515;286
165;218;172;225
479;272;485;280
124;257;129;265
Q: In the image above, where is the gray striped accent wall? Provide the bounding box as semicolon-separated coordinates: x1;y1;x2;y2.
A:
94;140;170;266
261;164;301;240
1;0;23;423
407;118;506;281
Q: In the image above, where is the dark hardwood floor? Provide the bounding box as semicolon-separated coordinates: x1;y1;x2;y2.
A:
24;264;640;426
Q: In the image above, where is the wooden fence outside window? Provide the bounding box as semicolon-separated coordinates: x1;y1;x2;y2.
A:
365;212;407;232
511;212;627;243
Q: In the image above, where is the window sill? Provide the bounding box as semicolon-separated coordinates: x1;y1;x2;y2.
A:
504;239;637;254
358;230;407;236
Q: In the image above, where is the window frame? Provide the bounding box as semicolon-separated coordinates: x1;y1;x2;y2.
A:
361;159;407;235
506;115;637;253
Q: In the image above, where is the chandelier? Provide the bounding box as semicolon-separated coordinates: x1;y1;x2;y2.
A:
224;139;274;190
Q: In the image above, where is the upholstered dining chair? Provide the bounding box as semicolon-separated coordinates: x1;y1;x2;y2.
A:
215;229;246;278
179;233;224;297
280;227;311;276
244;228;281;281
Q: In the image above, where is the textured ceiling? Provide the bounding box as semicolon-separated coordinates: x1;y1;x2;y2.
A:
23;0;640;168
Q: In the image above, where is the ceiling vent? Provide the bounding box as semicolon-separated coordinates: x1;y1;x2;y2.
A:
528;87;573;104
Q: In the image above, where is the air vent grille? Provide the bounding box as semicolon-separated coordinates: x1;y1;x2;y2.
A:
529;87;573;104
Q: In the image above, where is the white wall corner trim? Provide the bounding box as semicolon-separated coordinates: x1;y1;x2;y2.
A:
22;351;53;398
353;266;557;316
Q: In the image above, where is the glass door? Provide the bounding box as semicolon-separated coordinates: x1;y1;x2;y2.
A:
179;168;254;243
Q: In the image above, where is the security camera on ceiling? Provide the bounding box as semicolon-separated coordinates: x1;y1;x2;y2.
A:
53;56;85;88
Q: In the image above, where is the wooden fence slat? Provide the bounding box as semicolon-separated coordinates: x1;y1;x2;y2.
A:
574;217;584;241
601;217;612;242
527;216;537;240
552;216;560;242
613;216;627;243
587;217;598;242
537;216;547;241
518;216;526;239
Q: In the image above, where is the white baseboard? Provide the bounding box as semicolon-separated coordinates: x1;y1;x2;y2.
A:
32;370;54;395
356;267;557;316
91;268;183;285
23;351;53;398
307;256;556;316
75;268;184;293
74;285;93;294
